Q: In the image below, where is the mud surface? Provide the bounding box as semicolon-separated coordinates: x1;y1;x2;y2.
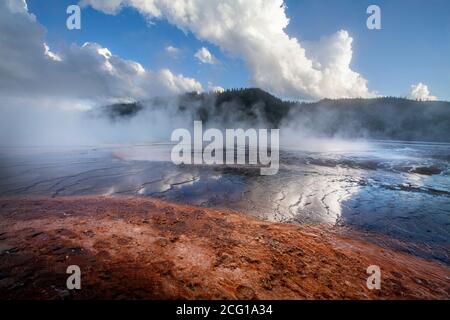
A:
0;196;448;300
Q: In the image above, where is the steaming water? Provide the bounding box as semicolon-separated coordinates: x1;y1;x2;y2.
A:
0;141;449;263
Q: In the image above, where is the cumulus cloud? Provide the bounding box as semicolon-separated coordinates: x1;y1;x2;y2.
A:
409;83;437;101
0;0;202;109
194;47;217;64
81;0;374;100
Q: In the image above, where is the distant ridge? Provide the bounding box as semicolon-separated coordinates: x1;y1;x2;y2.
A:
101;88;450;142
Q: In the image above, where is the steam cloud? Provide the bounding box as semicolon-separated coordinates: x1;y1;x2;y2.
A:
0;0;204;145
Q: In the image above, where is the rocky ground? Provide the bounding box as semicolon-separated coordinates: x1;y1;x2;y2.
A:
0;196;448;300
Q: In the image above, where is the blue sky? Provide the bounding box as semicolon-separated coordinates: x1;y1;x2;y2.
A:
27;0;450;100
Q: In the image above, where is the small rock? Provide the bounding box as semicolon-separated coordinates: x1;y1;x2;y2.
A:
236;285;256;300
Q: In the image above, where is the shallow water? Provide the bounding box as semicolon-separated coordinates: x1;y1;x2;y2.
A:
0;141;449;263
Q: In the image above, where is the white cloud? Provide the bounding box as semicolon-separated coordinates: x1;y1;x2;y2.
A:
194;47;217;65
409;83;437;101
207;82;225;93
155;69;202;94
44;43;62;61
5;0;29;13
165;45;180;57
81;0;374;100
0;0;202;109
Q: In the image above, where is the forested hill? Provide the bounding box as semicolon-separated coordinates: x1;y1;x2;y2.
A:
101;88;450;142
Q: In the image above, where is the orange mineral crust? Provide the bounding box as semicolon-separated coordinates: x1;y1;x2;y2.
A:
0;196;448;300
